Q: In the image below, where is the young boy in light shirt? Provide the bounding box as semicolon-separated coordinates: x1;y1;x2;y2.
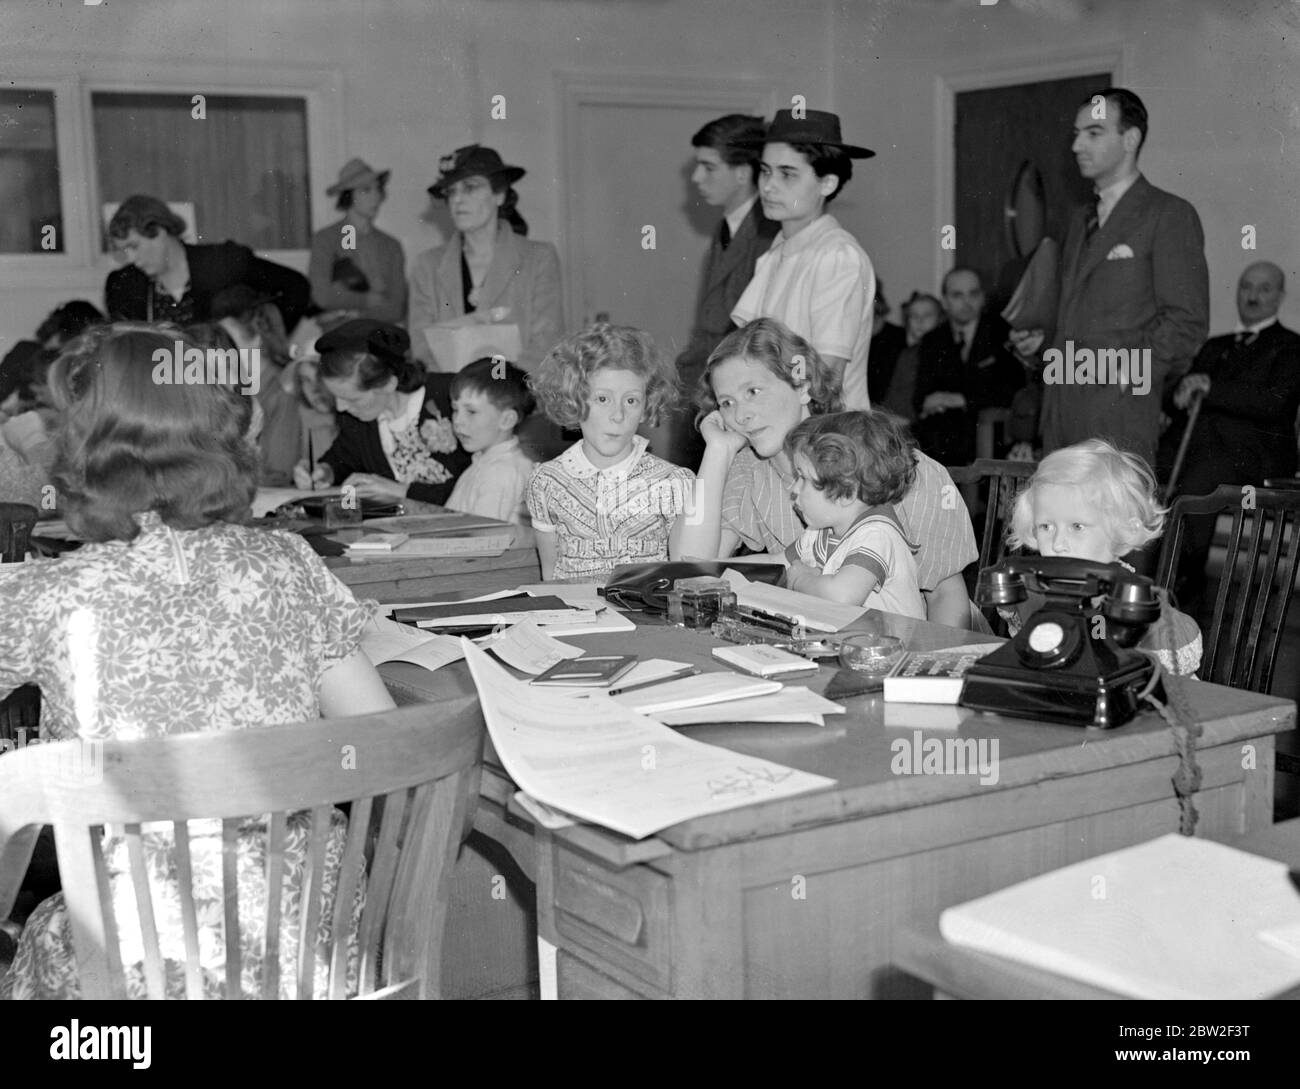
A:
446;356;537;524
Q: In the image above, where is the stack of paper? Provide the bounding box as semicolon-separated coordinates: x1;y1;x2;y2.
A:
939;834;1300;999
462;640;834;839
653;687;844;727
721;570;865;632
345;531;515;561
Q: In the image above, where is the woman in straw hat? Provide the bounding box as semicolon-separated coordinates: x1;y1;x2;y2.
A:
308;158;407;323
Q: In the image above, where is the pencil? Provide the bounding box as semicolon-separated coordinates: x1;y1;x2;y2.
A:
608;666;700;697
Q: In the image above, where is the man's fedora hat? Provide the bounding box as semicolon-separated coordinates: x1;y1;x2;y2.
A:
326;158;390;197
765;109;875;158
428;145;526;198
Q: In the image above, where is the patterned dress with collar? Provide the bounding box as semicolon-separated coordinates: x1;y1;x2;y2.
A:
526;435;695;580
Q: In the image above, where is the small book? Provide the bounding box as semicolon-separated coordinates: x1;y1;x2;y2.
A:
882;643;1002;704
531;655;638;688
712;644;819;678
347;533;410;552
611;672;782;715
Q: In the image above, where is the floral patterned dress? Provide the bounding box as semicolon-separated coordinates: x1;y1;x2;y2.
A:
0;513;376;999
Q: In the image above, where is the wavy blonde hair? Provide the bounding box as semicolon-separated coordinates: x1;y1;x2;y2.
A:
1008;438;1166;555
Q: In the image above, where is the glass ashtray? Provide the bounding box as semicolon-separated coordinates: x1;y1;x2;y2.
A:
837;633;905;674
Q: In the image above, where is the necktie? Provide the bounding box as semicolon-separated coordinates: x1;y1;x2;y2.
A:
719;219;732;250
1085;193;1101;239
956;328;968;361
1235;330;1258;347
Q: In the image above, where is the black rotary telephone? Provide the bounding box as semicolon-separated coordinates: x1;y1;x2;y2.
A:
960;556;1165;729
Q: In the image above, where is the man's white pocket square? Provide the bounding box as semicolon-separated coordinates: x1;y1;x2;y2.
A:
1106;244;1135;260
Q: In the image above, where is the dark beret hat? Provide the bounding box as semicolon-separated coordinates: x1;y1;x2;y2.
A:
315;319;410;364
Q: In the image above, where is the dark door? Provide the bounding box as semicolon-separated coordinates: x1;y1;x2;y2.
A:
955;72;1112;310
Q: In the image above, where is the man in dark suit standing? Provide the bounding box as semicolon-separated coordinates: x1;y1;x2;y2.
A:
670;114;778;469
1165;261;1300;609
1011;89;1209;468
912;267;1023;467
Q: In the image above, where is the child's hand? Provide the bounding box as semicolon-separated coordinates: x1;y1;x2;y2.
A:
785;559;817;591
699;410;749;455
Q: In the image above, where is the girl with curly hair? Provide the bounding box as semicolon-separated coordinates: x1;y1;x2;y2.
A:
526;324;694;580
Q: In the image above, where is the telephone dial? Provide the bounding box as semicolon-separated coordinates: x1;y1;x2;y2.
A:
960;556;1165;729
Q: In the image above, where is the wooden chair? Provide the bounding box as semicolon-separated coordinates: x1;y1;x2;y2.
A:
0;700;483;1000
1155;484;1300;693
945;458;1037;572
0;503;41;746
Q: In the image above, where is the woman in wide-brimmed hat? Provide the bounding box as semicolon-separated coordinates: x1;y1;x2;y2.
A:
308;158;407;323
730;108;878;412
408;145;563;377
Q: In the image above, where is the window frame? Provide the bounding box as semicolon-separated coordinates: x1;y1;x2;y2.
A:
0;56;343;284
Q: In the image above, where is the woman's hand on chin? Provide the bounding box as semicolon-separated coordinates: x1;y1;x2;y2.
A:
700;410;749;456
341;473;409;500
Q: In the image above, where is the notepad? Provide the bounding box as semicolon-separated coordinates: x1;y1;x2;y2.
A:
939;834;1300;1000
610;672;781;715
712;644;819;678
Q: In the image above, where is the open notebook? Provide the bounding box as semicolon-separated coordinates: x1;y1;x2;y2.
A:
939;833;1300;1000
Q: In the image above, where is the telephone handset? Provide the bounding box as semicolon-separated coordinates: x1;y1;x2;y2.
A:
960;556;1164;729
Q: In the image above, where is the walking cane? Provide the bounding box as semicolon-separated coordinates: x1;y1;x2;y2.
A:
1163;388;1204;504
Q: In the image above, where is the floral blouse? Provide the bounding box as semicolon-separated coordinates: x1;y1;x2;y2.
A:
0;513;376;999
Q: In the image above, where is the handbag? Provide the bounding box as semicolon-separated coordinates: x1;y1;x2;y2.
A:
601;560;785;613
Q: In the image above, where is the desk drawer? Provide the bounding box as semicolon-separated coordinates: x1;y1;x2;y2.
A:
557;950;647;999
553;852;673;992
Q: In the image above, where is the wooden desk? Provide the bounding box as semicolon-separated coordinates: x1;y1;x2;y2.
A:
329;545;540;603
384;612;1294;999
894;818;1300;1000
321;500;540;603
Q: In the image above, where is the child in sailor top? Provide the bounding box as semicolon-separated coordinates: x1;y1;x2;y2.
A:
783;410;925;619
527;324;694;580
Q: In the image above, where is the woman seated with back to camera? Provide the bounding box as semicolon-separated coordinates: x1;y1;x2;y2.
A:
292;319;470;504
0;324;395;999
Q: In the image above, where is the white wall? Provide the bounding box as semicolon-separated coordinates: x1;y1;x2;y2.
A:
0;0;831;349
829;0;1300;332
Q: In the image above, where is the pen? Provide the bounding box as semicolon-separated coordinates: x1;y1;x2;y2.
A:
307;431;317;492
608;666;700;696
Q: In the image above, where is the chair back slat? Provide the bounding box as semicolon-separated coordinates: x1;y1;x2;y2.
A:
945;458;1037;571
0;702;482;1000
221;817;243;999
1157;485;1300;693
123;823;166;999
1236;510;1282;687
1255;508;1300;691
1222;507;1260;684
260;810;288;1000
357;787;410;995
328;795;373;1000
171;821;205;1000
294;804;334;1000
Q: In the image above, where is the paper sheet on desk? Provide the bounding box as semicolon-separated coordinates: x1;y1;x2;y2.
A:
462;639;835;840
360;618;465;672
722;570;865;632
489;621;585;674
653;687;844;727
